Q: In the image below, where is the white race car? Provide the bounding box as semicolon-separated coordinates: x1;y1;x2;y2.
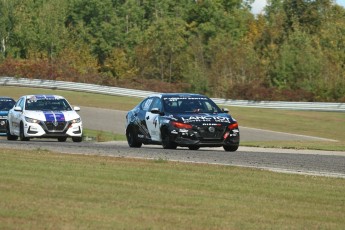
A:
7;94;83;142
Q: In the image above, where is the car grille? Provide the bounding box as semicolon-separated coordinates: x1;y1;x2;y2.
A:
197;126;226;139
43;121;67;132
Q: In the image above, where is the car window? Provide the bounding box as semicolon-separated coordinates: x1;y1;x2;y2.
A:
25;99;72;111
0;99;15;111
15;98;24;110
163;96;222;113
140;98;153;111
149;97;162;111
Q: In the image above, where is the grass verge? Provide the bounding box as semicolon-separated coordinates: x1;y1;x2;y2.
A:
83;129;126;142
0;149;344;229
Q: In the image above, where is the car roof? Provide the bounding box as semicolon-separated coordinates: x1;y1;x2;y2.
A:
0;96;15;100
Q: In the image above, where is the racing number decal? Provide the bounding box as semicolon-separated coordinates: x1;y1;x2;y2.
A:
146;112;161;141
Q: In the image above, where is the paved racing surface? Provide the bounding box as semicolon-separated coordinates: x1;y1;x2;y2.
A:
1;139;344;178
1;106;343;178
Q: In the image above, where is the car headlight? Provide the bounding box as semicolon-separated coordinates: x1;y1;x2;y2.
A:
71;118;81;123
25;117;40;123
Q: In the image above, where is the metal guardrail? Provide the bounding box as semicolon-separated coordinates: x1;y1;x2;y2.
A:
1;76;344;112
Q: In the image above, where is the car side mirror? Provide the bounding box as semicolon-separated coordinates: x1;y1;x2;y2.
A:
151;107;164;115
74;106;81;112
14;106;22;112
150;108;160;114
222;108;229;113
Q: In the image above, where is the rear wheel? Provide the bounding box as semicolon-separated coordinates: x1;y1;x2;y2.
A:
161;128;177;149
19;123;30;141
126;127;142;148
223;145;239;152
6;122;18;141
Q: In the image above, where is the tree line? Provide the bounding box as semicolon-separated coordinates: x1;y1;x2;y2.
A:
0;0;344;102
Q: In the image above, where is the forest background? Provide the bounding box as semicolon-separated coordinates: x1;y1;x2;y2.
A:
0;0;344;102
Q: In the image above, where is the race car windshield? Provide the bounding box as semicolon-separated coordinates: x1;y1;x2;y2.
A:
25;99;72;111
0;99;15;111
163;97;222;113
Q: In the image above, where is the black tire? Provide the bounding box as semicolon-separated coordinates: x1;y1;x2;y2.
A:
19;123;30;141
223;145;239;152
188;146;200;150
58;137;67;142
6;122;18;141
161;128;177;149
72;136;83;142
126;127;142;148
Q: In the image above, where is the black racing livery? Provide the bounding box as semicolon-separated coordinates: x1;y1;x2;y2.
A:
125;93;240;151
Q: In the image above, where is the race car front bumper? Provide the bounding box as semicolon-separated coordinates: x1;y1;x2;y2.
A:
170;126;240;147
23;120;83;138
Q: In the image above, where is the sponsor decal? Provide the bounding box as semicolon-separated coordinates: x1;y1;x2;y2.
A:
35;95;56;100
182;116;231;123
163;97;208;102
202;123;221;126
28;95;57;103
153;115;159;128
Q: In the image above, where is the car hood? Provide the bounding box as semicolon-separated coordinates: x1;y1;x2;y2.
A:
24;110;80;122
171;113;235;125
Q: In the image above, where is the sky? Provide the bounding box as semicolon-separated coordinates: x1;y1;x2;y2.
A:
251;0;345;15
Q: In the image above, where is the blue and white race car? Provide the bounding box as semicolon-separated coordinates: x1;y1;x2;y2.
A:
125;93;240;151
0;97;16;136
7;95;83;142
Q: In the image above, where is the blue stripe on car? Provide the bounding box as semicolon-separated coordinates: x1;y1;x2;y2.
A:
43;111;65;122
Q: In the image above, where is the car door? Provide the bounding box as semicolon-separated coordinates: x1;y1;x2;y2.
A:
135;97;153;140
9;97;24;135
145;97;162;142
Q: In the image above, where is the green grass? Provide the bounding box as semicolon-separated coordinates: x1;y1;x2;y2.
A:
0;86;140;110
227;107;345;151
83;129;126;142
1;149;344;229
1;85;345;151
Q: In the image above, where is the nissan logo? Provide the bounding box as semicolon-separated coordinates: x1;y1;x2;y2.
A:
208;127;215;133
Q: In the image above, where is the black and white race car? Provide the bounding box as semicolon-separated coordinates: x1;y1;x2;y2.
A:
125;93;240;151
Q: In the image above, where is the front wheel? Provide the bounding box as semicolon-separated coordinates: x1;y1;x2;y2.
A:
6;122;18;141
72;136;83;142
126;127;142;148
161;129;177;149
223;145;239;152
188;146;200;150
19;123;30;141
58;137;67;142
